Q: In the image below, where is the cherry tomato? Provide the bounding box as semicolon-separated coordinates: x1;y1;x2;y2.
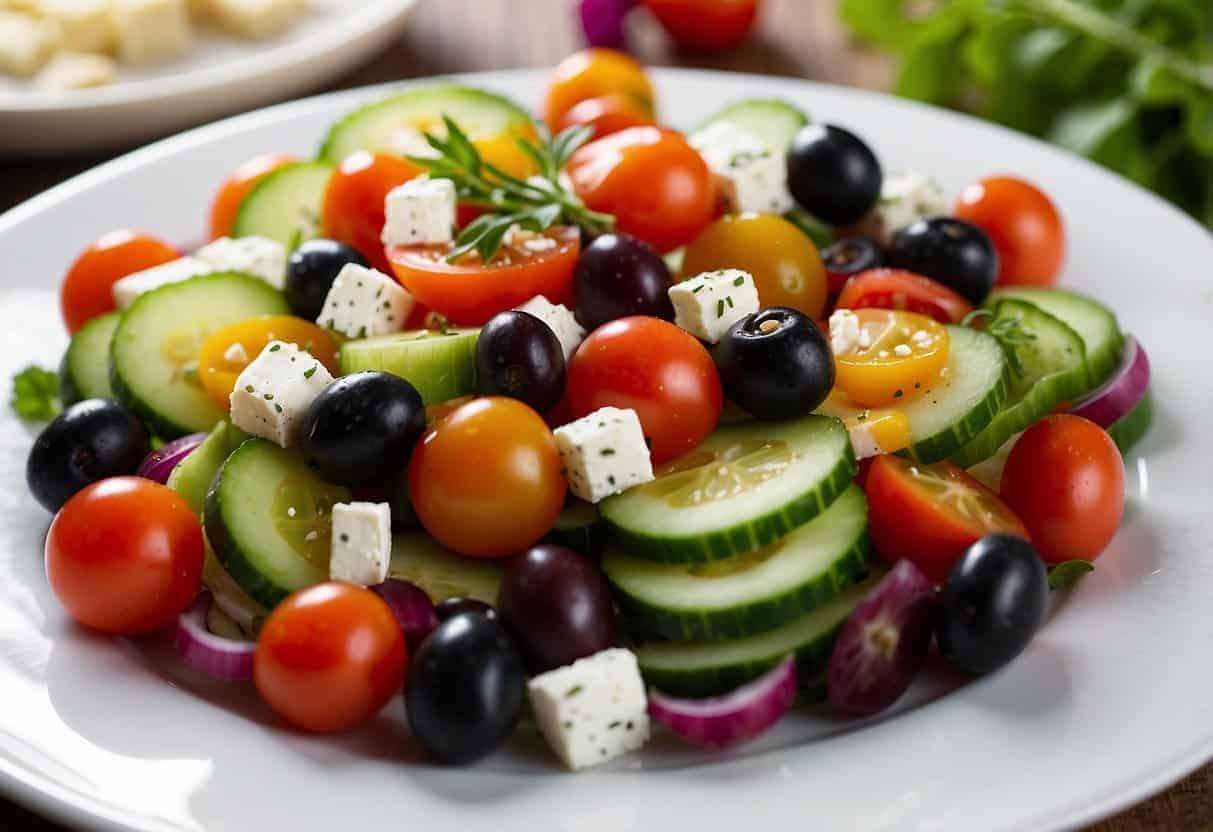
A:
322;151;423;272
1000;415;1124;564
556;93;656;138
953;176;1064;288
567;316;722;464
209;152;298;241
644;0;760;52
567;127;715;253
836;268;973;324
196;315;339;408
833;309;950;408
60;230;180;333
682;214;827;319
45;477;204;634
865;455;1029;584
388;226;580;326
408;397;566;557
254;582;407;734
544;48;655;131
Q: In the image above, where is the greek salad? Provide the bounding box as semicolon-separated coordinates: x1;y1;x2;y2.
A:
14;49;1150;770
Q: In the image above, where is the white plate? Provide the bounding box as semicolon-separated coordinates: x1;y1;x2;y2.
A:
0;69;1210;832
0;0;418;156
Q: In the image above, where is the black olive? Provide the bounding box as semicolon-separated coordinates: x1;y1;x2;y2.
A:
822;235;884;292
285;239;368;320
475;310;566;413
574;233;674;330
890;218;999;306
787;124;883;226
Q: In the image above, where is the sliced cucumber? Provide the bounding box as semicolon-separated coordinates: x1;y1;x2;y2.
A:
545;500;606;555
951;300;1089;467
231;161;333;249
205;439;352;609
600;415;855;564
993;287;1123;391
168;419;249;515
339;327;479;405
690;98;809;154
605;486;869;641
319;84;534;163
59;312;119;405
635;572;881;698
110;273;288;438
1108;389;1153;455
389;533;502;604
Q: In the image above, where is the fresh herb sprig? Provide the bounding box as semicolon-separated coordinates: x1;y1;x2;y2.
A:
11;365;60;422
963;308;1038;377
406;117;614;263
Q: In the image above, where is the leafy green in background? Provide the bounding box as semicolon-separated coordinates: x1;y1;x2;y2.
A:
841;0;1213;227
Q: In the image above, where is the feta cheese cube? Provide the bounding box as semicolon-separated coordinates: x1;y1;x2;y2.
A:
228;340;333;447
205;0;306;39
554;407;653;504
516;295;586;362
111;256;212;308
381;177;455;247
317;263;414;339
528;648;650;771
111;0;192;65
37;0;114;53
0;12;59;76
829;308;860;356
690;121;794;215
668;269;760;344
194;235;286;290
34;51;116;91
863;169;949;246
329;502;391;586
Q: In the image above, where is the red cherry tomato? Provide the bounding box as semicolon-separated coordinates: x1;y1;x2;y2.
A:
544;48;655;131
566;316;722;464
556;93;656;138
836;268;973;324
60;230;180;333
322;151;423;272
45;478;204;635
1000;415;1124;564
255;582;407;733
643;0;761;52
953;176;1065;287
566;127;715;253
209;152;298;241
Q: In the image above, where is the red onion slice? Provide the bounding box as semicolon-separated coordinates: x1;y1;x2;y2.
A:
371;579;439;652
137;432;208;484
1071;336;1149;429
648;655;797;748
579;0;637;49
173;592;255;682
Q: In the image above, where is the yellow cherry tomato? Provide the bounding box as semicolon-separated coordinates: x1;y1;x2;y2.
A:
681;213;828;319
197;316;339;409
832;309;949;408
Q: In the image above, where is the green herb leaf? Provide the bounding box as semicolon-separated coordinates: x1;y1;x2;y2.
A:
11;365;61;422
1048;559;1094;590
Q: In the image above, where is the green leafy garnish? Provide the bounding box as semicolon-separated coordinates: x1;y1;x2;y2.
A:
963;308;1038;377
11;366;61;422
1048;559;1095;590
406;116;615;264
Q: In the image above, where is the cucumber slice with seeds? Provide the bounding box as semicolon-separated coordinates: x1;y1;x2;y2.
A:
389;533;502;604
605;486;869;641
690;98;809;154
600;415;855;564
59;312;119;405
339;327;479;405
231;161;333;249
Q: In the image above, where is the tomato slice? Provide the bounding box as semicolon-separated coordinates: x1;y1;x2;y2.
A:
197;315;339;408
836;268;973;324
833;308;949;408
387;226;580;326
865;454;1029;584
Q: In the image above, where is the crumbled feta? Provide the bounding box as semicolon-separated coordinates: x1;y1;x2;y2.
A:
38;0;114;54
0;12;60;76
528;648;650;771
690;121;794;215
317;263;414;339
829;308;861;356
111;257;212;308
381;177;456;247
222;342;249;364
194;235;287;290
516;295;586;362
228;341;334;447
34;51;116;91
668;269;760;344
554;407;653;503
893;344;912;357
849;420;884;460
110;0;193;65
329;502;392;587
205;0;306;39
864;169;949;246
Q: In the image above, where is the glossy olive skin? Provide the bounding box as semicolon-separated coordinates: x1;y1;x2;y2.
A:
299;371;425;486
822;236;883;285
475;311;566;413
435;597;498;623
890;218;999;306
787;124;883;226
712;308;835;421
937;533;1048;675
285;238;369;320
26;399;150;513
574;232;674;330
497;544;616;674
405;612;525;765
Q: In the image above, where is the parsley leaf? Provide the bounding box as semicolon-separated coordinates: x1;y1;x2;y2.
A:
1048;559;1095;590
11;366;61;422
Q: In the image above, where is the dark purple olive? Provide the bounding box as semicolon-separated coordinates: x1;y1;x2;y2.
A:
890;218;998;306
497;544;616;673
827;560;936;716
823;235;883;292
475;310;566;412
370;579;439;652
435;597;497;623
787;124;883;226
574;232;674;330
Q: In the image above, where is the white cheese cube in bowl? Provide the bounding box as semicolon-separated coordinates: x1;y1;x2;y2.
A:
317;263;414;340
515;295;586;362
38;0;114;53
554;407;654;504
111;257;212;308
206;0;306;39
668;269;760;344
690;121;794;215
0;12;60;76
863;169;949;246
330;502;392;587
382;177;456;247
34;51;117;91
195;235;287;290
111;0;193;65
229;340;333;447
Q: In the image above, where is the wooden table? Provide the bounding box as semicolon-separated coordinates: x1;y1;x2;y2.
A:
0;1;1206;828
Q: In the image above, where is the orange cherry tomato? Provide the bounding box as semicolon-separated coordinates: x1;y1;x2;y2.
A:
60;229;180;333
953;176;1065;287
408;397;566;557
832;309;950;408
197;315;339;408
46;477;204;635
322;151;423;272
836;268;973;324
865;455;1029;584
209;152;298;241
643;0;761;52
567;127;715;253
1000;415;1124;564
254;582;407;734
544;48;655;131
388;226;580;326
556;93;656;138
682;213;827;319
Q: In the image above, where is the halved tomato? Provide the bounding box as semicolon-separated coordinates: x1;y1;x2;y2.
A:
833;308;949;408
836;268;972;324
197;315;339;408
